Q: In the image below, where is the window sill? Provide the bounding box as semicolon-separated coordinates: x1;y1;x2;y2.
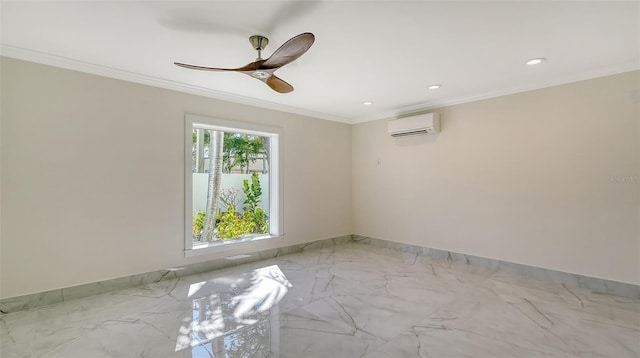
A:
184;234;284;258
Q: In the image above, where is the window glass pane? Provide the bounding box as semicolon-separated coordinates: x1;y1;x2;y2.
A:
191;127;271;245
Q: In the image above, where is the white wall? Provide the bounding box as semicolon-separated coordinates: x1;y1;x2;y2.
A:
352;71;640;285
1;58;637;299
0;58;352;299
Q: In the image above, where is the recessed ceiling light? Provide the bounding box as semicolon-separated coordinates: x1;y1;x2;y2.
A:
426;84;442;90
526;58;546;66
362;101;373;105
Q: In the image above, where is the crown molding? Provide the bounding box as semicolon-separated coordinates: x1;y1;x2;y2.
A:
351;62;639;124
2;44;637;126
0;45;352;124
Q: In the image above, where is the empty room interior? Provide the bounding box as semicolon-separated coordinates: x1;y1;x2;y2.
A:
1;1;639;357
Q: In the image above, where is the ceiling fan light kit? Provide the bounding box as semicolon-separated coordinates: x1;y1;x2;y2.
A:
250;71;270;79
174;32;315;94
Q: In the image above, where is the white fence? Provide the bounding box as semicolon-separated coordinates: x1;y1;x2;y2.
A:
192;173;269;214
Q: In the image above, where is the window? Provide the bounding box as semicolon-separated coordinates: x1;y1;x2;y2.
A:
184;114;282;256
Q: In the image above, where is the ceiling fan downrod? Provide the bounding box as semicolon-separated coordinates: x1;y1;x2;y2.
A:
248;35;271;79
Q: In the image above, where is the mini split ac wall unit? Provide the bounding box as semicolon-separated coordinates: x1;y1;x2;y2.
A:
388;112;440;137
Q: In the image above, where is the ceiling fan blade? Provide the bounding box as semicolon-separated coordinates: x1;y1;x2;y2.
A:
174;62;238;71
261;32;315;69
264;74;294;93
175;60;265;72
175;34;311;94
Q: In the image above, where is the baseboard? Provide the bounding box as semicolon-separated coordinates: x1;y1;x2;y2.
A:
2;234;638;313
0;235;352;313
351;235;640;299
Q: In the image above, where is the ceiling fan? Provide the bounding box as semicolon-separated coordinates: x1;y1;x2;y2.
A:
174;32;315;93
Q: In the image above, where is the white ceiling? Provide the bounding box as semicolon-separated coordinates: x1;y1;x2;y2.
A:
2;1;638;124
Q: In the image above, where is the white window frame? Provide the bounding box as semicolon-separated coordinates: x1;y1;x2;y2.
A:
184;114;284;257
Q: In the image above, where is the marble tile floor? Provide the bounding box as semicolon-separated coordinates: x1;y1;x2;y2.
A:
1;243;639;357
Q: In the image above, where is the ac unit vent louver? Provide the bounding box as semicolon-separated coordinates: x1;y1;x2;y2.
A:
391;129;430;137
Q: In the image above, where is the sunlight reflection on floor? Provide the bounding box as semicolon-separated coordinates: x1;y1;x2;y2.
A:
175;265;291;357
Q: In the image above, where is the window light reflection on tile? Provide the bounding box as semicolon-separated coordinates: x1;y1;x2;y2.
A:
175;265;291;354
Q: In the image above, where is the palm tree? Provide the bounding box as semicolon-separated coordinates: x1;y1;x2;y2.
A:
223;134;268;173
192;129;210;173
201;130;224;241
